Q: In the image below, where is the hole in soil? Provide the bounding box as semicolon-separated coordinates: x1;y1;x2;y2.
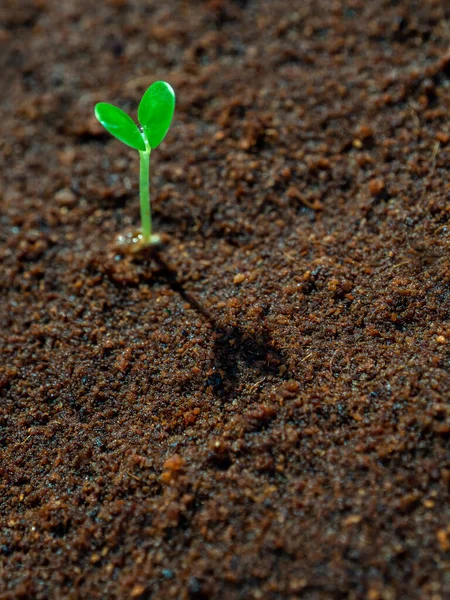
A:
51;520;72;538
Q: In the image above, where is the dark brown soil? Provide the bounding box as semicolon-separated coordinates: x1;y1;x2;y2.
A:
2;0;450;598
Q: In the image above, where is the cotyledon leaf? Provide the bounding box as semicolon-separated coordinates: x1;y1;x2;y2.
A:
94;103;146;151
137;81;175;149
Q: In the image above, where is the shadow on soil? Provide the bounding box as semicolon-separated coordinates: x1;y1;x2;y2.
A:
152;253;290;397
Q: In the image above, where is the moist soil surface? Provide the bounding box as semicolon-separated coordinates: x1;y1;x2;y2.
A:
2;1;450;598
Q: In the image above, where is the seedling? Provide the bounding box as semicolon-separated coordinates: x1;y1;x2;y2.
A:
94;81;175;247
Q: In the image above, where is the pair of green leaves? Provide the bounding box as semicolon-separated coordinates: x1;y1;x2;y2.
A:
94;81;175;152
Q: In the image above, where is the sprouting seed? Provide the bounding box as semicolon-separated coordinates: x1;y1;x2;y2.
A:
94;81;175;247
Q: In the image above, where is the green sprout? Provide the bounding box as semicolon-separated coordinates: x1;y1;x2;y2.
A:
94;81;175;247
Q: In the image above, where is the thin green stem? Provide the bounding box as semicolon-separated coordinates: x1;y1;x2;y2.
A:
139;146;151;244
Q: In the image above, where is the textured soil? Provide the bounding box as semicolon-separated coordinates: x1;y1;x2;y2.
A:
2;0;450;598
